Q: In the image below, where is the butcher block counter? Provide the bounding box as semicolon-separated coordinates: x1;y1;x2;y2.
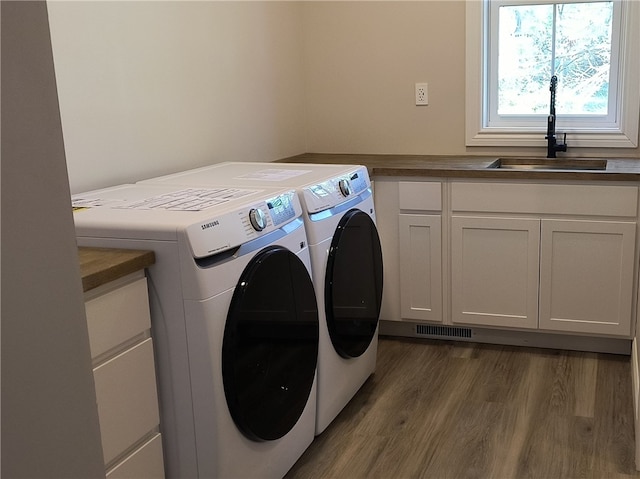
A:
78;247;155;292
279;153;640;181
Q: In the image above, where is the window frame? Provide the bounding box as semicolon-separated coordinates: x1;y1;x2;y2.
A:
465;0;639;148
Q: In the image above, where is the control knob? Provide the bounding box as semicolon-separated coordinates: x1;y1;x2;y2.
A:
249;208;267;231
338;178;352;197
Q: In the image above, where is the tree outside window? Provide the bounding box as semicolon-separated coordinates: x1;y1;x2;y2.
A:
497;2;613;116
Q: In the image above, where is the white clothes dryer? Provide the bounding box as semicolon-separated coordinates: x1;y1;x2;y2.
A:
139;162;383;435
72;183;319;478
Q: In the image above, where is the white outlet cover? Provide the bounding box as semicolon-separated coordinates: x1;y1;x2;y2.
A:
415;83;428;106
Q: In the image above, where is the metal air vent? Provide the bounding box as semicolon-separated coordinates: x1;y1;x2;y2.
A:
415;324;473;339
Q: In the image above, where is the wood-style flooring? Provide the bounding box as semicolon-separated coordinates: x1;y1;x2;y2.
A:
286;336;640;479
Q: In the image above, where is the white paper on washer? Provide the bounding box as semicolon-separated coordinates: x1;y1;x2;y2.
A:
235;169;312;182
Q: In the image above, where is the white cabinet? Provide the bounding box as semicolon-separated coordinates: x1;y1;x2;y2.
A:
106;434;165;479
373;179;444;323
451;216;540;329
84;270;165;478
450;181;638;337
399;214;442;321
539;219;636;336
396;181;443;322
375;177;638;340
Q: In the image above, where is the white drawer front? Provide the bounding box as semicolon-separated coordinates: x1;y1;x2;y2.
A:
94;338;160;465
452;182;638;217
399;181;442;211
106;433;165;479
85;277;151;359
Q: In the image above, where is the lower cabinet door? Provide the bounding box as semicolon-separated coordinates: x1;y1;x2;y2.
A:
451;216;540;329
399;214;442;321
539;219;636;336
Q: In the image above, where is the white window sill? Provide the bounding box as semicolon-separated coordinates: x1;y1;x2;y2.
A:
466;130;639;149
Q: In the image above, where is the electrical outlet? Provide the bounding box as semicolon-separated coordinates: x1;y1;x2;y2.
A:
415;83;428;106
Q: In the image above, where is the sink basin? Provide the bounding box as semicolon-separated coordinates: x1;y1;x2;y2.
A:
487;158;608;171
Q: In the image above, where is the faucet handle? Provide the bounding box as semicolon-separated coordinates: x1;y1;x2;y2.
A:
558;133;568;152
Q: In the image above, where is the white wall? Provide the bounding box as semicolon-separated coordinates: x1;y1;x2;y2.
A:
302;1;468;155
48;1;307;194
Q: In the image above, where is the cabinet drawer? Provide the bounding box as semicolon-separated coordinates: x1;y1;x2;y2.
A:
399;181;442;211
106;433;164;479
85;276;151;359
452;182;638;217
94;338;160;465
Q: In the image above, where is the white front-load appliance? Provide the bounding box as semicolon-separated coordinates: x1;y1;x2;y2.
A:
139;162;383;435
72;183;319;478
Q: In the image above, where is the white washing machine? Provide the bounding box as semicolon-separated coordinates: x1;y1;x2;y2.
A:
72;183;319;478
139;162;383;435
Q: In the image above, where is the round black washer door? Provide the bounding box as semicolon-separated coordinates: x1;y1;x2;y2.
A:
325;209;383;359
222;245;318;442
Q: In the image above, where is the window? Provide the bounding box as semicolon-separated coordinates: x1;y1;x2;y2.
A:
466;0;639;148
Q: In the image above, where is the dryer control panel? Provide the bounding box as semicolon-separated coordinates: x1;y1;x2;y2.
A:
186;190;300;258
301;166;371;214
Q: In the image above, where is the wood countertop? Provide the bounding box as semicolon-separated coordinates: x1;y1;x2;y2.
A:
279;153;640;181
78;247;155;292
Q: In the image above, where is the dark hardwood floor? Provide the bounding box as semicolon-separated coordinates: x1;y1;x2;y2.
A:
286;336;640;479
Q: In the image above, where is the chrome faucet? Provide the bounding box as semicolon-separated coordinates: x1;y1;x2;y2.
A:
546;75;567;158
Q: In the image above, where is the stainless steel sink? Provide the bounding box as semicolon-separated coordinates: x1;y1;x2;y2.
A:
487;157;608;171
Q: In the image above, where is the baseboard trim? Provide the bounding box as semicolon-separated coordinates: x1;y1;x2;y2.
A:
379;320;632;355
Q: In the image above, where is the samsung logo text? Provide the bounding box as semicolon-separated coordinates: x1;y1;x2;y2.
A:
201;220;220;230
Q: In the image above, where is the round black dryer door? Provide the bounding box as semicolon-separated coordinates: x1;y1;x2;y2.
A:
325;209;383;359
222;245;319;442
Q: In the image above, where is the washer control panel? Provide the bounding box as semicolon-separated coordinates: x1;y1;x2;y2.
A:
186;190;300;258
301;166;371;214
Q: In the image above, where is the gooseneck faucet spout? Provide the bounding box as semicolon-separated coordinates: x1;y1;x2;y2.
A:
546;75;567;158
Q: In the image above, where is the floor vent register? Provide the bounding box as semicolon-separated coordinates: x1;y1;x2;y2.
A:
415;324;473;339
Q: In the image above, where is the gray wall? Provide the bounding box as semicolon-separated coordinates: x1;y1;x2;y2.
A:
1;1;104;477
